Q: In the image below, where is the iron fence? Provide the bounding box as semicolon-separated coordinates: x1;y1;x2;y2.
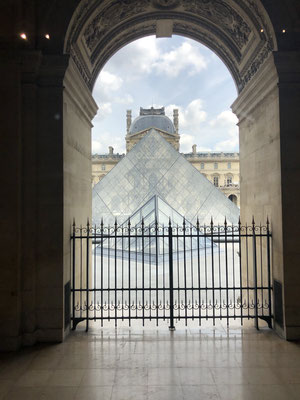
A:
71;218;272;331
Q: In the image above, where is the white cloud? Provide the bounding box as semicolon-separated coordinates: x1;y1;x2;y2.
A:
92;71;123;105
165;99;207;132
114;94;134;105
153;41;207;77
164;104;238;152
179;133;196;152
93;102;113;121
210;110;238;127
104;36;160;79
92;131;126;155
97;71;123;91
91;36;238;154
100;37;208;81
210;110;239;151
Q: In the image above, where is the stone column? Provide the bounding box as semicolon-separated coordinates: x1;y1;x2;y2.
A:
274;51;300;340
20;50;42;346
35;54;70;343
232;51;300;340
63;60;98;340
173;109;179;134
0;49;23;350
126;110;132;134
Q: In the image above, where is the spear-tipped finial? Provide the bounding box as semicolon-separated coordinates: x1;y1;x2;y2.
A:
224;216;227;226
211;216;213;226
169;217;172;227
252;215;255;225
87;217;90;227
266;215;269;225
238;216;241;226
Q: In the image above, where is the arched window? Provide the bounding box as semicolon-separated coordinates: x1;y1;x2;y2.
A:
226;175;233;186
213;176;219;187
229;194;237;205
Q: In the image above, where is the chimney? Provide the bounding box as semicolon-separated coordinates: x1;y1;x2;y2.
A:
173;109;179;134
126;110;132;134
192;144;197;154
109;146;114;155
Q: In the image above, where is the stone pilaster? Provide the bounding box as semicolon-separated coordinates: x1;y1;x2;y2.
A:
232;50;300;340
126;110;132;134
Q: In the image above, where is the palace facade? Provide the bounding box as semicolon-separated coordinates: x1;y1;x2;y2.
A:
92;107;240;206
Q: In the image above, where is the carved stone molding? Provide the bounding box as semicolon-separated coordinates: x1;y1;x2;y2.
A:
64;0;276;92
240;42;273;89
82;0;252;54
70;45;91;88
181;0;251;50
152;0;180;10
84;1;151;52
65;0;92;53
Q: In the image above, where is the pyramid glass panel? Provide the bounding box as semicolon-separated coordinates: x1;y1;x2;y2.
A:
96;195;213;262
93;129;239;227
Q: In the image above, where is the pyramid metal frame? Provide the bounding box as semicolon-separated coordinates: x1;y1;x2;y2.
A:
93;129;240;227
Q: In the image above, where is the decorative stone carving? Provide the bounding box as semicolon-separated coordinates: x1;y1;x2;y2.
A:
244;0;274;50
84;0;151;52
70;46;91;88
66;0;275;92
182;0;251;49
65;0;91;53
240;42;273;88
152;0;180;10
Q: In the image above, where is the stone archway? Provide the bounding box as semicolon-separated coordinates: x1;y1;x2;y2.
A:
64;0;276;92
1;0;299;349
60;0;299;340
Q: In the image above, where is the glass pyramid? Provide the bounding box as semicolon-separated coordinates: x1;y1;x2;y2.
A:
96;195;214;262
93;129;240;227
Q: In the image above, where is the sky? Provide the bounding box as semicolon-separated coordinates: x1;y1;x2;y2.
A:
92;35;239;155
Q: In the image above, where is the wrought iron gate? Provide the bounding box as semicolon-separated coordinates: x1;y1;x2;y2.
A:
71;218;272;331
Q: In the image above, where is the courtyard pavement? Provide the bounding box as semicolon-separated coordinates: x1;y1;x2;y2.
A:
0;320;300;399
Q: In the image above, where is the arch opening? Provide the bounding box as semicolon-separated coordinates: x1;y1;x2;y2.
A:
90;34;241;222
64;0;277;93
59;0;299;339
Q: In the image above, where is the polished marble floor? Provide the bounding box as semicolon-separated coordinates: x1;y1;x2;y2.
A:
0;320;300;400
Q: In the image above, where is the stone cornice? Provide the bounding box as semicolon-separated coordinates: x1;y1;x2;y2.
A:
63;57;98;126
64;0;275;93
231;52;278;122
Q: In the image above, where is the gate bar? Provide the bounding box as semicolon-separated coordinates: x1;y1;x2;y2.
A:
168;220;175;330
252;217;258;330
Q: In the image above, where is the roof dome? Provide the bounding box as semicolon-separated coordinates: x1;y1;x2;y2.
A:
128;107;175;135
